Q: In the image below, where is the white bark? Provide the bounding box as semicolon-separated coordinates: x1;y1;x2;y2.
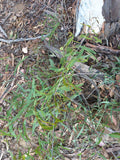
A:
75;0;105;37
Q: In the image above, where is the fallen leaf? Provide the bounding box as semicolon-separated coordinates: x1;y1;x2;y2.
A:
11;53;14;67
109;86;115;97
111;115;117;126
106;147;120;153
0;86;5;97
22;47;28;54
116;74;120;86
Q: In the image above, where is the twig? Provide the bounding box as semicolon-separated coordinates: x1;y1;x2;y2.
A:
44;40;63;58
0;34;50;44
85;42;120;55
0;25;8;38
0;77;16;103
74;62;105;80
1;12;12;25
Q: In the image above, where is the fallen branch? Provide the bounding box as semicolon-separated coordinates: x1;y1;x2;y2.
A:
44;40;63;59
0;34;50;44
74;62;105;81
85;42;120;55
44;41;120;99
44;40;105;81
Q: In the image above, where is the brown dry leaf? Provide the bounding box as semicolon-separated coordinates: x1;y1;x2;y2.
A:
106;147;120;153
0;85;6;97
116;74;120;86
11;53;14;67
41;49;45;54
68;131;74;145
99;81;105;91
64;158;70;160
111;114;117;126
109;86;115;97
0;119;5;128
0;85;7;103
102;113;118;131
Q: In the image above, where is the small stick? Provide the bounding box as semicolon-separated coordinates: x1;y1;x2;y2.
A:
0;25;8;38
85;42;120;55
2;12;12;25
0;34;50;44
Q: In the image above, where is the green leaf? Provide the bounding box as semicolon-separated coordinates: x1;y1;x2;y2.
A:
48;22;60;39
94;36;102;43
9;125;17;138
64;36;73;47
76;124;84;139
32;119;39;134
14;56;28;75
25;109;34;118
109;133;120;139
95;137;102;145
22;120;30;141
0;129;13;136
32;78;36;98
8;99;33;125
98;153;107;160
83;46;97;61
0;106;2;112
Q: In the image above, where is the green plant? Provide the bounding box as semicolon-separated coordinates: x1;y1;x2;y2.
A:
0;32;97;158
1;11;120;158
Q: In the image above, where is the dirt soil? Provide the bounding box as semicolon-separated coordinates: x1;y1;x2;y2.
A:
0;0;120;160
